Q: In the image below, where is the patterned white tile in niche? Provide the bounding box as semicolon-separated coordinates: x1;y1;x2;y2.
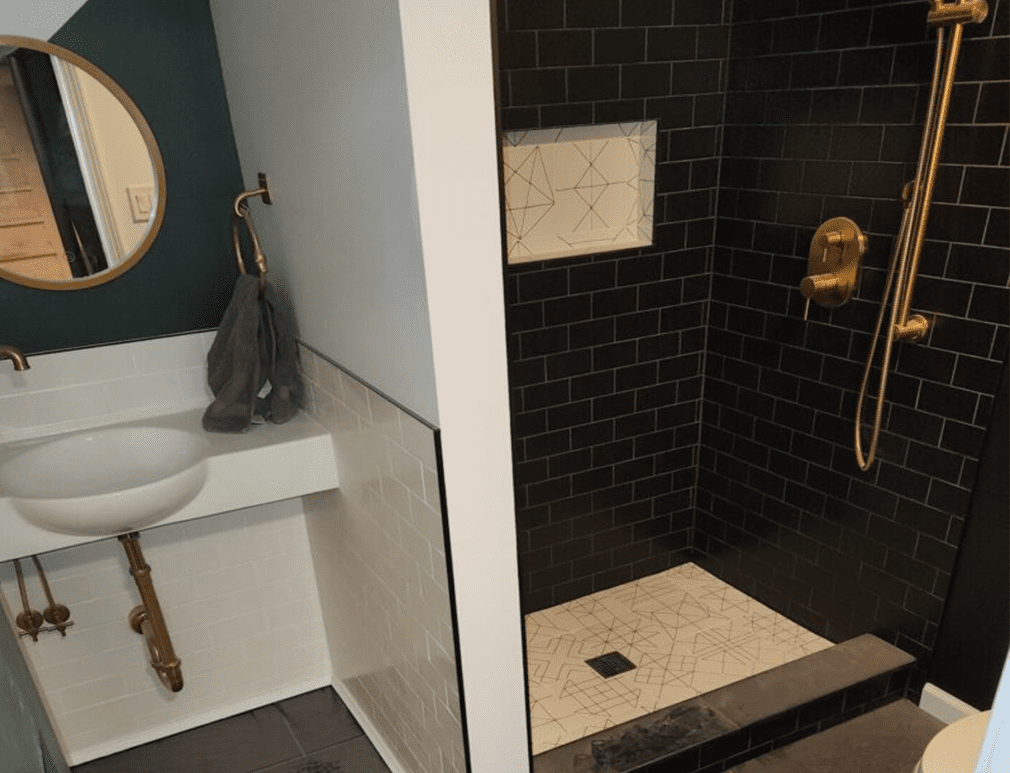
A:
502;121;656;263
525;563;832;754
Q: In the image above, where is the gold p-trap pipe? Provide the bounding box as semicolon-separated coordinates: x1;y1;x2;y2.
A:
118;533;183;693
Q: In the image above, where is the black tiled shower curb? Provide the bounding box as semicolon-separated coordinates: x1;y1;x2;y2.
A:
533;634;914;773
725;699;945;773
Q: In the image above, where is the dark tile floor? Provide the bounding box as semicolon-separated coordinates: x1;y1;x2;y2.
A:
71;687;392;773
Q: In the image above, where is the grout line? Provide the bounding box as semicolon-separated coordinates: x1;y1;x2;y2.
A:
272;702;307;761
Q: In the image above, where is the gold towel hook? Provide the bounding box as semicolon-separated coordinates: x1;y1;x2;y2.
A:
232;173;272;294
233;172;272;217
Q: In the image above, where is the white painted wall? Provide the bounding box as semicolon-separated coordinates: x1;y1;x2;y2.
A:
397;3;529;773
207;0;439;424
0;0;85;39
211;1;527;769
975;647;1010;772
210;1;528;769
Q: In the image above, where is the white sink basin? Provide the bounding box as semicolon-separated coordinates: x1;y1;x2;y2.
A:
0;425;209;536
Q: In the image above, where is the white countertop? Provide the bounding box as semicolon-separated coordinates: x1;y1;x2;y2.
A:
0;408;339;562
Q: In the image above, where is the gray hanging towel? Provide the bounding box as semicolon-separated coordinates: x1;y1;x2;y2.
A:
202;275;303;432
256;280;303;424
204;274;262;432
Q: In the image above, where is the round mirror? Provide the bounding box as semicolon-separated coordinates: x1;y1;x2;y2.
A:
0;36;165;290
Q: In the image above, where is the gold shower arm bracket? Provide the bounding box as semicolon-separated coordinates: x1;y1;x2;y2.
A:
928;0;988;26
894;313;930;342
800;217;867;320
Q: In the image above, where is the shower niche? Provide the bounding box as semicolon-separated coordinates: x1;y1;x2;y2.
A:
501;121;657;264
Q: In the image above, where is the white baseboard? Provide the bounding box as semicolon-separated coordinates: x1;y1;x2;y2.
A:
920;681;981;725
67;674;331;766
330;676;411;773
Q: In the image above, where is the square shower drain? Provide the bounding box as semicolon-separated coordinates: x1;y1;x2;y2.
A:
586;651;636;678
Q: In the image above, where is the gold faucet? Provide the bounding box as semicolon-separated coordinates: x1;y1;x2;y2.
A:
0;345;29;371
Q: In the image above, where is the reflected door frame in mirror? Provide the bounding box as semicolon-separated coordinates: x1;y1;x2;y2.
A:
0;35;165;290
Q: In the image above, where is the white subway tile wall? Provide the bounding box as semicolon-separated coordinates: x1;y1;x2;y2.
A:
0;499;331;766
0;331;216;442
301;346;465;773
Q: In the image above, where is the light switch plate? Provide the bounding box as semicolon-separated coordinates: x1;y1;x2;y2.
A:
126;185;154;222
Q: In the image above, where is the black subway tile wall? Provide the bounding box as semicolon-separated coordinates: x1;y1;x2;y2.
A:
699;0;1008;670
498;0;730;612
496;0;1009;669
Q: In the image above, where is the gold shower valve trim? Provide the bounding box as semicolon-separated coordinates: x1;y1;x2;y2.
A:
800;217;867;320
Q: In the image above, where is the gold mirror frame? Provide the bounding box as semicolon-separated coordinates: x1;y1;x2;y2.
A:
0;35;166;291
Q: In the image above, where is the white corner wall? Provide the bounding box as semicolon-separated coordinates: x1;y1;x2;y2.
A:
207;0;439;424
397;3;529;773
301;349;464;773
0;1;86;39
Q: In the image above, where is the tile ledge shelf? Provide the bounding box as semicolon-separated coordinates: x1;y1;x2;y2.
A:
0;407;339;562
507;236;653;265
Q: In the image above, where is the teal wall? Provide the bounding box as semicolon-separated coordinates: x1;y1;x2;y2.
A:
0;0;244;353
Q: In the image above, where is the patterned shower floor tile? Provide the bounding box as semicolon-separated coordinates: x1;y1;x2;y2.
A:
525;562;832;755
